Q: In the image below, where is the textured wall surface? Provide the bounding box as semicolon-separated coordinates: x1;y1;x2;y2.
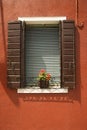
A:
0;0;87;130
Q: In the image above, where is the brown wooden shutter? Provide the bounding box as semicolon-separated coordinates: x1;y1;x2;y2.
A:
7;21;22;88
61;20;76;89
20;21;25;88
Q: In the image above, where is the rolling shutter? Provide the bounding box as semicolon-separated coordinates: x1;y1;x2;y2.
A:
7;21;22;88
25;25;60;87
61;20;76;89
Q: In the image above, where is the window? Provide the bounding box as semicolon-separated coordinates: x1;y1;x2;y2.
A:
7;17;76;93
25;24;60;88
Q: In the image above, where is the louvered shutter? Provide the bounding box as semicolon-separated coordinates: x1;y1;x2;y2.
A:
7;21;22;88
61;20;75;89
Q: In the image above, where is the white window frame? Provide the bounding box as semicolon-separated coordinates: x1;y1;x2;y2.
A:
17;17;68;93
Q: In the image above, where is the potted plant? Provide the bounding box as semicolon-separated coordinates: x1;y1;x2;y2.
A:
38;69;51;88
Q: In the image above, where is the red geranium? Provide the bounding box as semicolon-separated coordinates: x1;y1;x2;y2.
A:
39;69;46;74
38;69;51;81
46;73;51;80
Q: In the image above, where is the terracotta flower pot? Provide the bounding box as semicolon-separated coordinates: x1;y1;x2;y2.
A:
39;80;49;88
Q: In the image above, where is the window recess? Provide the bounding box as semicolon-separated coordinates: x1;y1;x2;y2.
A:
7;18;76;93
25;24;61;88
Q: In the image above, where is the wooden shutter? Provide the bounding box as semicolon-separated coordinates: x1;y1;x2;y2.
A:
61;20;75;89
7;21;22;88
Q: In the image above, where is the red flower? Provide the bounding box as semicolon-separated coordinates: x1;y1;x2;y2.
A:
46;73;51;80
39;69;46;74
38;69;51;81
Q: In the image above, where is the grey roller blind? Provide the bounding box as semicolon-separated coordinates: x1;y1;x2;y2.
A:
25;24;60;87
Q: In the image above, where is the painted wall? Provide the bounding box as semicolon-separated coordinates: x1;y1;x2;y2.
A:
0;0;87;130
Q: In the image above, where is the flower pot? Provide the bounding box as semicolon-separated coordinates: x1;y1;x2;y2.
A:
39;80;49;88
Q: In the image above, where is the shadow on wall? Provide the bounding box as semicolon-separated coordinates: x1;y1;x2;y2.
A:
0;0;81;105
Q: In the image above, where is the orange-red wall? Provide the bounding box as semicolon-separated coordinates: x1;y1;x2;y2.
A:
0;0;87;130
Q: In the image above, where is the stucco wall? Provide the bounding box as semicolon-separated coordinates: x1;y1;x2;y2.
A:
0;0;87;130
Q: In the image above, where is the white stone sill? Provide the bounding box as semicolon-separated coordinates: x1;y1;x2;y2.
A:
18;16;66;24
17;87;68;93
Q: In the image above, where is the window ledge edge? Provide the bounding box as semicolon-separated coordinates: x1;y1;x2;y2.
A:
17;88;68;93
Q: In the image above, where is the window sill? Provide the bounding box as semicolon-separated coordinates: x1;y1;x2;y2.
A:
17;87;68;93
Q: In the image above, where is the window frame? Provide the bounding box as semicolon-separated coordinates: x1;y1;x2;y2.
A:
19;17;67;89
25;23;61;88
7;17;75;93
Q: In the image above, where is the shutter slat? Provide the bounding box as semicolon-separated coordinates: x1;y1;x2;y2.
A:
8;83;20;88
64;49;74;55
63;43;74;49
8;23;21;30
8;69;20;75
8;44;20;49
8;36;20;43
7;62;20;69
7;21;22;88
61;20;75;89
8;76;20;82
8;49;20;56
7;56;20;62
8;30;20;36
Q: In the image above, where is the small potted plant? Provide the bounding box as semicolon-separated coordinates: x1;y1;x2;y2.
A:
38;69;51;88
